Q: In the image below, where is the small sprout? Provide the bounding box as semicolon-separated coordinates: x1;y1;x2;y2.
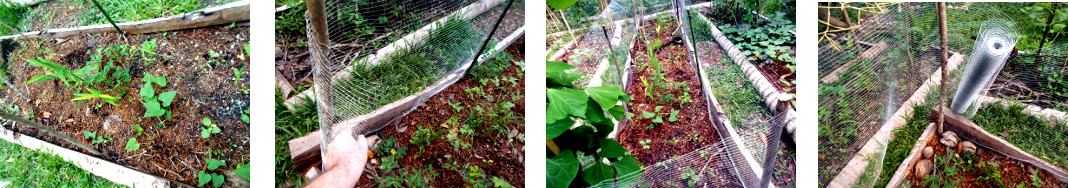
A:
125;138;139;151
200;118;221;138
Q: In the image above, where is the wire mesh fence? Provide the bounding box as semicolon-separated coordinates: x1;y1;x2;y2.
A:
305;0;522;152
818;2;1068;186
546;0;793;187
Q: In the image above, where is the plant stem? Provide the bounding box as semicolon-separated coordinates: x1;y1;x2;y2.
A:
89;0;124;34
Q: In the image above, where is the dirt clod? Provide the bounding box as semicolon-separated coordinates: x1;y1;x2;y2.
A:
923;146;934;158
915;159;932;179
940;131;959;148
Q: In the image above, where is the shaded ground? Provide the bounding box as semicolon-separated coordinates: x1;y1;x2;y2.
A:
1;26;249;186
354;40;525;187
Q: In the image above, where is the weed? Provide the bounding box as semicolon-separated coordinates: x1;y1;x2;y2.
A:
200;118;221;138
83;130;112;144
139;73;178;118
639;139;652;149
199;158;227;188
124;137;139;151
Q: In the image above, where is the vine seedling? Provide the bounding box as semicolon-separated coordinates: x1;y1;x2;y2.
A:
83;131;111;144
139;73;178;118
201;118;221;138
199;158;226;188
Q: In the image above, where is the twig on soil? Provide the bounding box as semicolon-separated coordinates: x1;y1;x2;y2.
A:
154;162;180;178
698;146;725;187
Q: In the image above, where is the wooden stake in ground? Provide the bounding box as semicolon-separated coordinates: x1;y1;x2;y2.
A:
304;0;338;157
559;10;577;44
937;2;948;134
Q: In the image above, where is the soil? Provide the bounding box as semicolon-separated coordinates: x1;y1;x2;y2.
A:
906;133;1064;187
699;8;796;94
1;26;249;186
354;40;525;187
616;19;740;187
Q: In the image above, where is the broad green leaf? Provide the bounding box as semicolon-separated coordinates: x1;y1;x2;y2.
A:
547;151;579;188
547;118;574;139
234;164;250;180
584;99;610;127
547;0;579;10
201;129;211;138
547;72;582;87
546;61;576;73
581;160;613;185
608;106;625;121
547;88;587;122
158;91;177;107
143;101;165;117
206;158;225;170
212;173;224;187
125;138;139;151
669;109;680;122
198;171;211;186
84;131;95;139
652;116;664;123
613;155;642;176
202;118;213;126
598;139;626;158
641;111;655;119
139;84;155;99
241;114;250;124
211;126;221;133
585;86;626;110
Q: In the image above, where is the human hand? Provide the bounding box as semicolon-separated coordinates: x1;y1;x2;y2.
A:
322;133;369;180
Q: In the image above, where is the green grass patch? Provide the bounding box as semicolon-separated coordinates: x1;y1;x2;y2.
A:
0;0;26;35
274;89;318;187
74;0;203;25
335;16;486;116
706;55;773;127
0;139;122;187
873;103;934;188
972;102;1068;168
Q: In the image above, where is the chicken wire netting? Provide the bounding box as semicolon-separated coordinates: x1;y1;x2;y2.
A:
545;0;791;187
305;0;520;149
817;2;1068;186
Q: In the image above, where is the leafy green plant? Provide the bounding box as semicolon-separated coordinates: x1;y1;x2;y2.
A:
639;139;652;149
718;11;795;64
199;158;227;188
139;73;177;118
83;131;111;144
678;167;704;187
124;137;139;151
547;61;640;187
200;118;221;138
410;124;442;154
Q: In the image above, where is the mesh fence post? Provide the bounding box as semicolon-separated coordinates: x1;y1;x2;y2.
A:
937;2;948;134
305;0;337;160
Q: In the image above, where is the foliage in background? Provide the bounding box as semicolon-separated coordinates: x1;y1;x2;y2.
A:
0;0;26;35
1016;2;1068;50
546;61;639;187
718;11;795;64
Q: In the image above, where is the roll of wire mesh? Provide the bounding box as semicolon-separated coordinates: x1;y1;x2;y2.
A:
950;18;1018;116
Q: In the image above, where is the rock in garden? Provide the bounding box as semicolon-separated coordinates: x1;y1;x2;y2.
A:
915;159;932;179
923;146;934;158
275;46;283;58
961;141;977;153
940;131;959;147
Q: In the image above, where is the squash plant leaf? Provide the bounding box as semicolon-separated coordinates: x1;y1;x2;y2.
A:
546;151;579;188
546;88;587;122
158;91;177;107
125;138;139;151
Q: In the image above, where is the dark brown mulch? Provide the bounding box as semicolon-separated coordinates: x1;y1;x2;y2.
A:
1;26;249;187
354;40;525;187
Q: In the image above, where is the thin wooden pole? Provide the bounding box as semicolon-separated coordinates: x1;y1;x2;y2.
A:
937;2;948;134
304;0;336;158
0;112;101;155
89;0;124;34
559;10;578;44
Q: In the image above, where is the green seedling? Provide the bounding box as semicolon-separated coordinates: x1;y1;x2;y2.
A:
639;139;652;149
139;73;177;118
83;131;111;144
241;110;250;124
72;88;119;105
200;118;221;138
639;106;680;126
199;158;226;188
124;137;139;151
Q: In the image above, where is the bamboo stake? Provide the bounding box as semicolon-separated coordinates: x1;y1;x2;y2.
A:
559;10;577;44
937;2;948;134
0;111;101;155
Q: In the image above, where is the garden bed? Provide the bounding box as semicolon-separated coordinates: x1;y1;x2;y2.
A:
903;130;1061;187
352;39;524;187
698;41;795;187
557;27;609;86
0;25;249;186
700;8;796;94
616;18;720;169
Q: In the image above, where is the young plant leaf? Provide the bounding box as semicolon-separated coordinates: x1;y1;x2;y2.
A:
198;171;211;186
212;173;224;187
205;158;225;170
158;91;177;107
125;138;139;151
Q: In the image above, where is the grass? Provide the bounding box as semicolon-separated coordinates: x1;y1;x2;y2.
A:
74;0;204;25
0;139;123;187
274;90;318;187
0;0;26;35
335;15;486;116
972;102;1068;169
873;102;934;188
